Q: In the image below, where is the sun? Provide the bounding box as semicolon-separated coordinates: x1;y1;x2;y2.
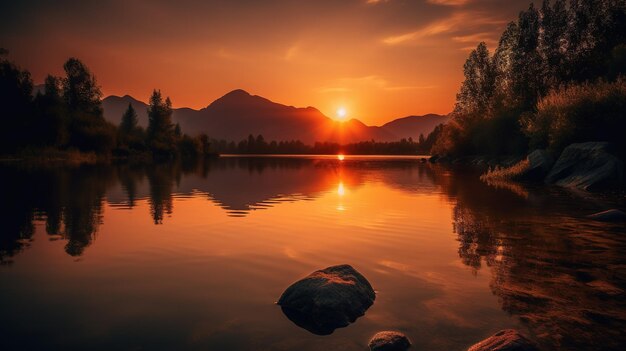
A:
336;107;347;121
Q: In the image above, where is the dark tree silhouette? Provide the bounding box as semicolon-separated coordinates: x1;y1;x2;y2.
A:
433;0;626;158
62;58;115;152
146;90;175;157
120;103;138;134
0;50;33;152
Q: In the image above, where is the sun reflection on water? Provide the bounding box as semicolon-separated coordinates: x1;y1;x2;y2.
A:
337;182;345;196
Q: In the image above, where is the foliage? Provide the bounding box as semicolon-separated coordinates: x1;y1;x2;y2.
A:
0;53;213;160
480;159;531;182
0;50;33;152
522;78;626;157
209;134;432;155
63;58;116;152
146;90;176;157
433;0;626;159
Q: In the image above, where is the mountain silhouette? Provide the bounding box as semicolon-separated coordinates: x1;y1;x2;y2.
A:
102;95;150;126
102;89;446;143
382;114;449;140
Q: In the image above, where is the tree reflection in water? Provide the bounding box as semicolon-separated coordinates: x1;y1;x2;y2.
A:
0;159;624;350
442;171;626;350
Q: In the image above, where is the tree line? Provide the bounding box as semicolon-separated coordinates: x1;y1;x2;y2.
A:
431;0;626;159
209;134;436;155
0;52;212;159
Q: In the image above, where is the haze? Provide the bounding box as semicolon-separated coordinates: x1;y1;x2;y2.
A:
1;0;531;125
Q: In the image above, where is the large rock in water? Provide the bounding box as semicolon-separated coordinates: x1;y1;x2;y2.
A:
587;209;626;222
467;330;537;351
277;264;375;335
369;331;411;351
523;149;555;180
545;142;623;190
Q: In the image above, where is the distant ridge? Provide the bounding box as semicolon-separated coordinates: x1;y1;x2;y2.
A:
102;89;447;143
382;114;450;141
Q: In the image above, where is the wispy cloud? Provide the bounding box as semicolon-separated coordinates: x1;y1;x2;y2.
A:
382;11;507;45
318;87;352;93
452;32;498;49
319;75;435;93
427;0;471;6
216;48;247;62
284;44;299;61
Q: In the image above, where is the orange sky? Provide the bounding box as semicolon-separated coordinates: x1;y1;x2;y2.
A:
0;0;532;125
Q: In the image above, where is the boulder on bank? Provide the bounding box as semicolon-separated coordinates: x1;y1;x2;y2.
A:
277;264;375;335
368;331;411;351
467;329;537;351
523;149;555;180
545;142;623;191
587;209;626;222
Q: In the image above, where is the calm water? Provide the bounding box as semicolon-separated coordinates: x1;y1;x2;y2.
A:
1;156;625;351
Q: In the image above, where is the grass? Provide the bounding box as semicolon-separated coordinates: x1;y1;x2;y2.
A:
480;159;530;182
1;147;102;164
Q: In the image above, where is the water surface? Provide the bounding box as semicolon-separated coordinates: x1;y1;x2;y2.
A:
1;156;625;350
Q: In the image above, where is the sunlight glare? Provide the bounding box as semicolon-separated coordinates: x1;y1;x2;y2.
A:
337;182;345;197
337;154;345;161
336;107;347;121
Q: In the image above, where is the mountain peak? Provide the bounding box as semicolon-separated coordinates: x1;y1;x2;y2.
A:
222;89;251;98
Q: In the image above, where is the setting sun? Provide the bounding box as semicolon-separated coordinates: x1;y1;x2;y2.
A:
336;107;347;121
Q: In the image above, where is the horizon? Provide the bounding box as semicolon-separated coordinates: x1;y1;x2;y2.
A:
103;88;446;126
1;0;532;125
2;1;626;350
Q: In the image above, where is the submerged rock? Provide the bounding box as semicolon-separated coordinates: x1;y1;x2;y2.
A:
523;149;555;180
545;142;623;191
467;329;537;351
586;209;626;222
368;331;411;351
277;264;375;335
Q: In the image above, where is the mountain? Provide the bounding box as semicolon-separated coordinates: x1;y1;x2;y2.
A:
381;114;449;141
102;95;150;127
102;89;444;143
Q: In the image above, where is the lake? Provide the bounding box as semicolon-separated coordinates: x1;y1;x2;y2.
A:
1;155;625;351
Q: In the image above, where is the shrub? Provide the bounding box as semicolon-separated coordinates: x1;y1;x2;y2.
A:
522;78;626;158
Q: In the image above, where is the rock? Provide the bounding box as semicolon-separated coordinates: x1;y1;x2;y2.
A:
277;264;375;335
467;329;538;351
523;149;555;180
545;142;623;191
369;331;411;351
586;209;626;222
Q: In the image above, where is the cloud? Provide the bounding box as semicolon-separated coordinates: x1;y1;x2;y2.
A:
427;0;471;6
452;32;498;49
382;11;507;45
284;44;299;61
318;87;352;93
319;75;435;93
366;0;390;4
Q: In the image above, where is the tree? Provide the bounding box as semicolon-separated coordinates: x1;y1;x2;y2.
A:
455;42;496;119
0;50;33;151
117;103;145;151
493;22;520;108
198;133;210;155
539;0;569;89
33;75;68;147
147;90;175;156
62;58;114;152
63;58;103;117
456;42;495;115
512;4;543;110
120;103;138;134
